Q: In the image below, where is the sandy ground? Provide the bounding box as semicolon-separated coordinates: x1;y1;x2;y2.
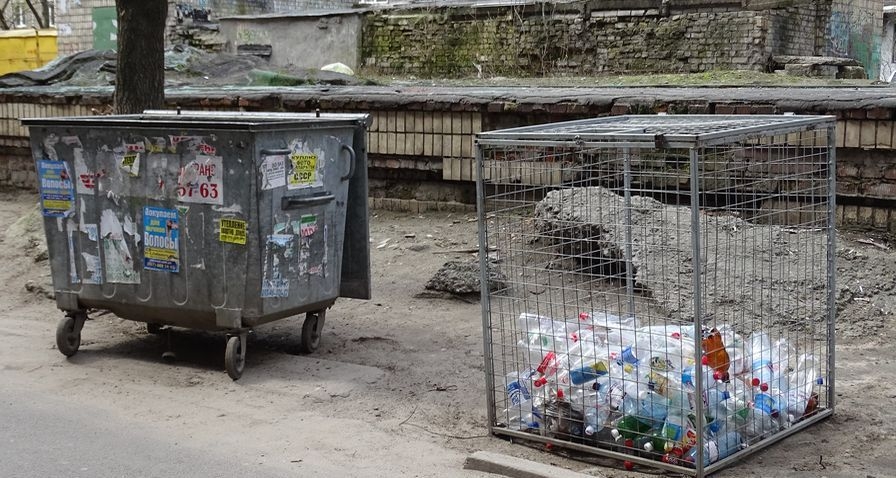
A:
1;189;894;477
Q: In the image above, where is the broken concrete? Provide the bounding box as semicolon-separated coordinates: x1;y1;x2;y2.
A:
425;260;507;296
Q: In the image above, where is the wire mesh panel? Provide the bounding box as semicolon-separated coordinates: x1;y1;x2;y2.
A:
475;115;836;476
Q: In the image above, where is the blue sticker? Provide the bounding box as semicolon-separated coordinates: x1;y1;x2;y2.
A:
142;206;180;273
38;160;75;217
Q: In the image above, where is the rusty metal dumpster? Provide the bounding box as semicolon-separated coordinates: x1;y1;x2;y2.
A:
23;110;371;379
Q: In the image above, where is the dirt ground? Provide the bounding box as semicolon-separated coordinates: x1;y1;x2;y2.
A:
1;189;894;477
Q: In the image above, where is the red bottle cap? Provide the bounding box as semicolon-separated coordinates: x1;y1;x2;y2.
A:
760;383;769;392
534;377;547;387
671;332;681;339
556;389;565;399
579;312;589;321
752;377;761;387
624;461;634;471
537;352;556;374
569;332;579;343
624;439;634;448
713;370;723;381
701;356;709;366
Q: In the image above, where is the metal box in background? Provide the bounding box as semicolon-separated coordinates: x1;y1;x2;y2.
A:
23;111;371;379
475;115;836;476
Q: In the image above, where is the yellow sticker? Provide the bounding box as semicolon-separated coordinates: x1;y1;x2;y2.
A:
219;218;247;245
288;153;317;189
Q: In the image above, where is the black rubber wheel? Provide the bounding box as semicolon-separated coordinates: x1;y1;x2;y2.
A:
56;315;81;357
299;310;324;354
225;335;245;380
146;323;163;334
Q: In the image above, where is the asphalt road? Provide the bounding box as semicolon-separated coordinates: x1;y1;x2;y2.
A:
0;386;290;478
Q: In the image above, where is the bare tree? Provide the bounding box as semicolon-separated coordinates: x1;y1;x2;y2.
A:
114;0;168;114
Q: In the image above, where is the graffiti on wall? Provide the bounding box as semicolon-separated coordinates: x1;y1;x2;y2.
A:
828;3;881;78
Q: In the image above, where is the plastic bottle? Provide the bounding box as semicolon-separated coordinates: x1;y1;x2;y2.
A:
517;313;575;371
701;327;732;383
683;431;744;466
744;392;782;438
610;414;652;442
717;324;748;377
502;397;542;431
660;405;697;452
748;332;776;392
505;369;536;406
782;353;824;423
770;337;794;392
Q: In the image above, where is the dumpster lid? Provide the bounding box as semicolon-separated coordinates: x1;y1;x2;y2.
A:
21;110;370;130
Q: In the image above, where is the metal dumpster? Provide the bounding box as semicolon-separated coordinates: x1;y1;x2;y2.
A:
23;111;371;379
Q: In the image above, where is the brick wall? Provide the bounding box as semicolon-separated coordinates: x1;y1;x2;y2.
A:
361;3;831;77
55;0;116;55
6;89;896;231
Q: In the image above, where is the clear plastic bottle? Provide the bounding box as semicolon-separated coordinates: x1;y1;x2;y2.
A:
660;404;697;452
782;353;823;423
502;397;542;432
683;431;744;466
748;332;776;392
744;392;782;438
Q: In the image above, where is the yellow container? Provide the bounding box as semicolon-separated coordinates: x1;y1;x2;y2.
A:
0;28;57;75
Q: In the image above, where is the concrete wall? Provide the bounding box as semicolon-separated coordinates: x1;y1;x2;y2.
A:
219;12;363;70
827;0;884;77
882;11;895;80
360;1;830;78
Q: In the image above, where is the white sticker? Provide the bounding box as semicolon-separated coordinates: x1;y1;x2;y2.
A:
177;155;223;205
260;154;286;190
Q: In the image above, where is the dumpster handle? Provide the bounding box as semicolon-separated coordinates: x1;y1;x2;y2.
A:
281;193;335;210
340;144;356;182
260;149;292;156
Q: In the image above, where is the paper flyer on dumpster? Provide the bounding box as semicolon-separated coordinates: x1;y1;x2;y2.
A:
260;154;286;190
142;206;180;273
286;152;318;189
219;217;247;245
38;160;75;217
177;155;223;205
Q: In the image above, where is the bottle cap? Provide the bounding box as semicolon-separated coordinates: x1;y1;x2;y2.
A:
585;425;595;436
534;377;547;387
556;389;565;399
579;312;589;321
623;461;634;471
611;429;621;440
671;332;681;339
644;442;654;452
760;383;769;392
751;377;761;387
701;356;709;366
624;439;634;448
713;370;723;381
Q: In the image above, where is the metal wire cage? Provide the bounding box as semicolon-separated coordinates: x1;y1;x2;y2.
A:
475;115;836;477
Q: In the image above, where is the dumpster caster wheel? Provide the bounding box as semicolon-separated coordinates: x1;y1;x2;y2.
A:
146;323;163;334
56;312;86;357
299;309;326;354
225;335;246;380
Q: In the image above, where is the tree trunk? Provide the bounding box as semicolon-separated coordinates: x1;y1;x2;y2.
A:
113;0;168;114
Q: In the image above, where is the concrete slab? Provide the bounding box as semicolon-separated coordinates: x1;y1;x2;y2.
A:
463;451;602;478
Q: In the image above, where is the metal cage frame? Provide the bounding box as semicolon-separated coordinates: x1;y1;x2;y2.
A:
475;115;837;477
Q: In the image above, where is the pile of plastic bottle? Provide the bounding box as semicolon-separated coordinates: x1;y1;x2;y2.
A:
500;312;824;469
